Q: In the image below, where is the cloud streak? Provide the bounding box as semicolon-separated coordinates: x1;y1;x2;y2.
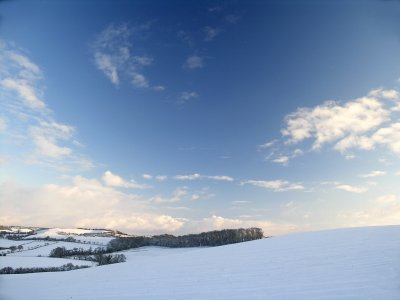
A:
174;173;234;182
241;180;304;192
336;184;367;193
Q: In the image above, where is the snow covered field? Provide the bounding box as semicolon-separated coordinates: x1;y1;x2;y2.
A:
0;256;94;268
25;228;115;245
1;225;399;299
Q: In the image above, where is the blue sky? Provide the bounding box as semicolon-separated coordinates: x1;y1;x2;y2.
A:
1;0;400;235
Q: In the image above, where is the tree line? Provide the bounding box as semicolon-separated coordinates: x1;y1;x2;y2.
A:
49;246;126;265
107;228;264;252
0;263;89;274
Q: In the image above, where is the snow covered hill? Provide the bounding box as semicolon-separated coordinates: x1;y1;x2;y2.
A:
1;225;400;299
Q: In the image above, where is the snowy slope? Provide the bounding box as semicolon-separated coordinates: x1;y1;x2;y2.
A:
27;228;115;245
0;256;94;268
2;240;102;257
1;226;400;300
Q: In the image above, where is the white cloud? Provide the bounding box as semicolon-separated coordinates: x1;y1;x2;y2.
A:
272;156;289;165
279;88;400;157
336;184;367;193
370;122;400;154
361;170;386;178
282;96;389;149
91;23;158;89
241;180;304;192
207;175;234;182
204;26;221;41
102;170;148;189
174;173;202;180
184;55;203;69
368;88;398;99
142;174;153;180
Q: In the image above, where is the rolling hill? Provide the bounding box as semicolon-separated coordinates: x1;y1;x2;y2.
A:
1;225;399;299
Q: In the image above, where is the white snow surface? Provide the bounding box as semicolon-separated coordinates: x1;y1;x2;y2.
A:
26;228;114;245
1;225;400;300
0;256;94;268
1;240;104;257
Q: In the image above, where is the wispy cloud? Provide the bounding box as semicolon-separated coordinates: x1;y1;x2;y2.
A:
258;140;276;149
151;186;188;203
207;175;234;182
241;180;304;192
360;170;386;178
1;78;45;110
272;156;289;165
0;40;93;171
184;55;203;69
0;117;7;132
91;23;161;89
225;14;241;24
174;173;202;180
155;175;167;181
203;26;221;41
29;121;74;158
177;91;199;105
174;173;234;182
336;184;367;193
0;42;45;112
268;148;303;166
208;6;222;13
142;174;167;181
